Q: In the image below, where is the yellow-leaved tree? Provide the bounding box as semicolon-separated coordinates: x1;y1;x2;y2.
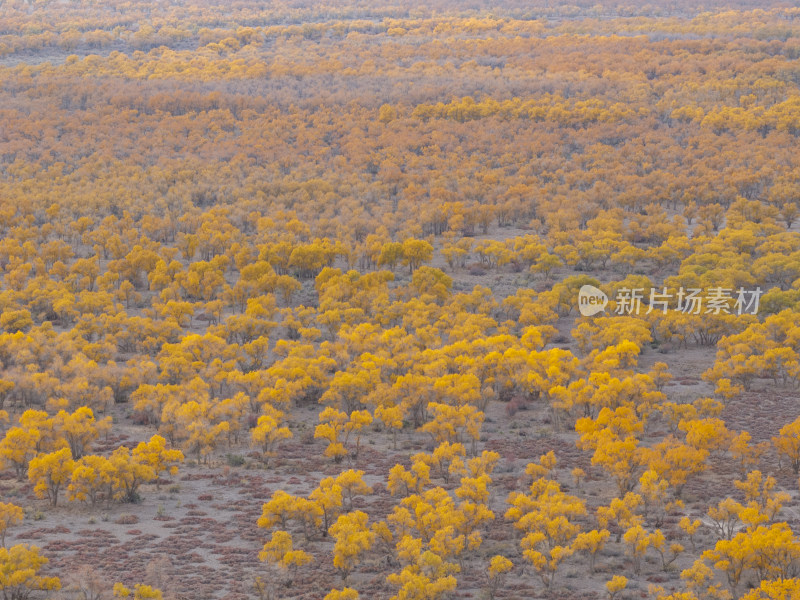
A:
0;503;23;546
773;417;800;474
329;510;375;581
486;555;512;600
54;406;112;459
131;434;184;489
28;447;75;507
259;530;312;583
505;456;586;588
324;588;359;600
0;544;61;598
113;582;164;599
68;454;116;505
250;406;292;464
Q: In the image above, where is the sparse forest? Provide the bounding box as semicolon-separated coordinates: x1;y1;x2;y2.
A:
1;0;800;599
